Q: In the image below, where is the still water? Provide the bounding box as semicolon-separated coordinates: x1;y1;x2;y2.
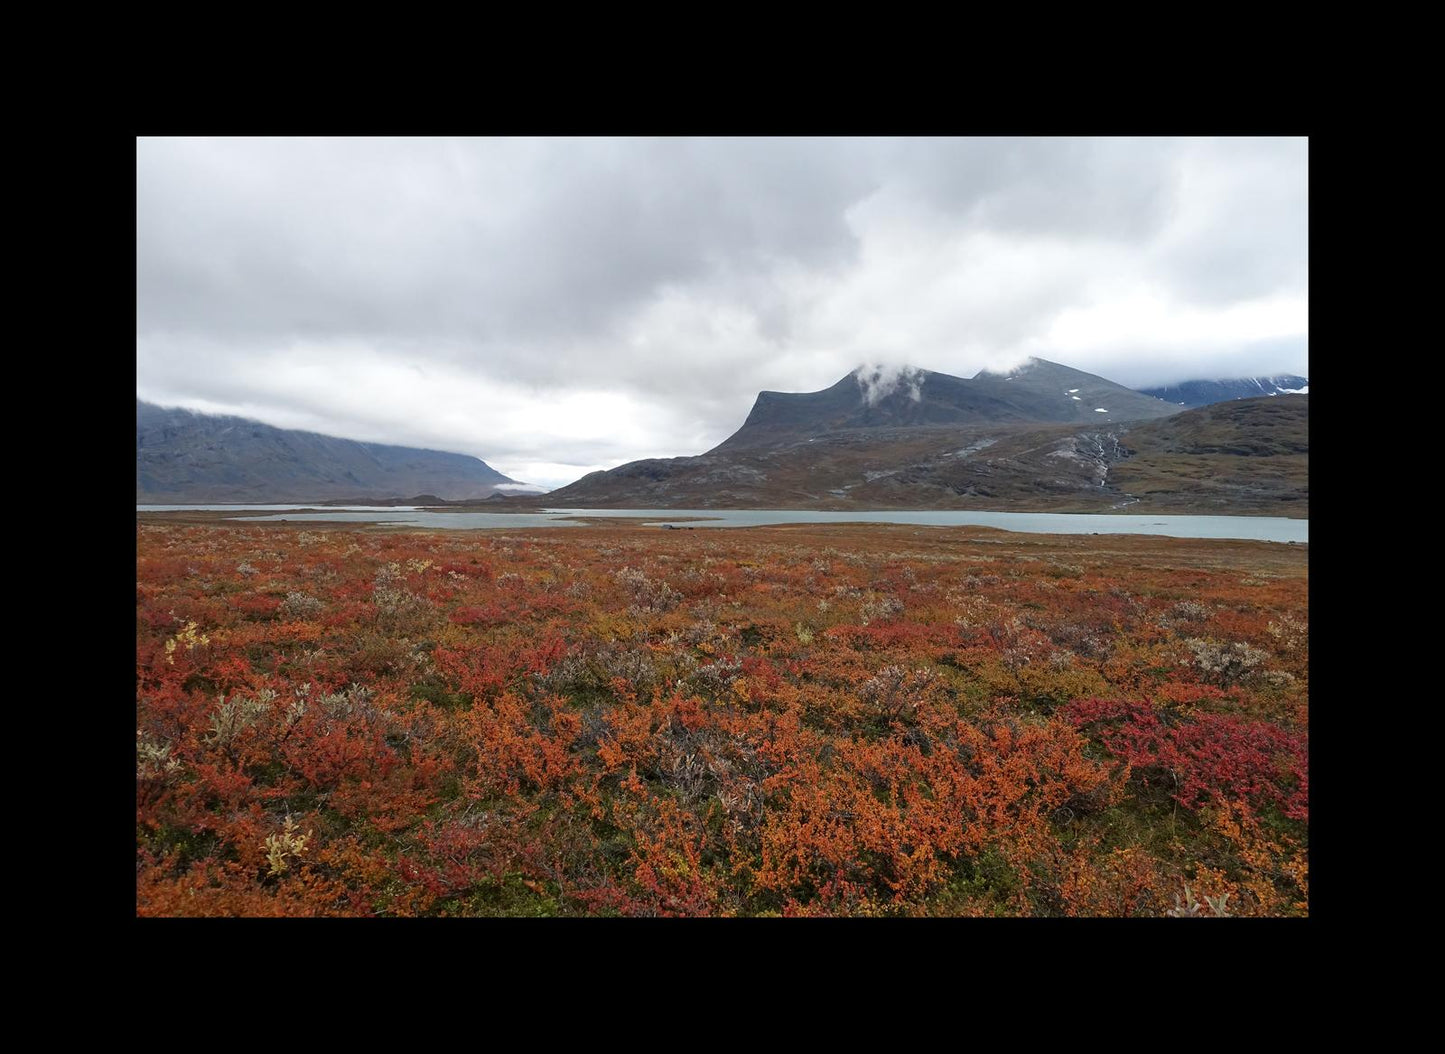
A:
136;504;423;512
138;505;1307;542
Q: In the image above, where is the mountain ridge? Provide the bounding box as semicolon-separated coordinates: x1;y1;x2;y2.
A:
1139;374;1309;408
712;358;1179;451
136;399;522;503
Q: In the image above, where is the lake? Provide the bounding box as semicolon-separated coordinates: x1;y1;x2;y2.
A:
137;505;1308;543
136;504;425;512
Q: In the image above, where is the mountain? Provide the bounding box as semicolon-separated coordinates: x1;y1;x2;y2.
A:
1139;375;1308;408
548;358;1181;508
715;358;1178;451
137;400;520;503
545;364;1306;516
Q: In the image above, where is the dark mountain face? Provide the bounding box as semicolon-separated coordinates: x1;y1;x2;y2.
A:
136;400;518;503
546;358;1199;510
1139;375;1308;408
712;358;1179;451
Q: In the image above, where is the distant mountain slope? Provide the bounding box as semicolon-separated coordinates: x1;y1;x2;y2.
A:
546;387;1305;517
1140;375;1308;408
137;400;519;503
714;357;1178;451
1105;394;1308;515
549;358;1181;509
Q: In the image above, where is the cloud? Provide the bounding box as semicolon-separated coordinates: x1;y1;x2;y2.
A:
137;137;1308;485
854;364;925;406
491;482;550;494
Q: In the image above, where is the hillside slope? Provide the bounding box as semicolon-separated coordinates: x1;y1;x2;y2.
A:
546;392;1306;516
137;401;519;503
1105;395;1308;515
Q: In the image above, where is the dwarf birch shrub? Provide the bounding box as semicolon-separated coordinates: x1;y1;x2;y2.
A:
280;592;324;619
1184;638;1270;686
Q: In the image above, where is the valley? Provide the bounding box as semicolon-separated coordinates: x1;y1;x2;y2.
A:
135;133;1310;921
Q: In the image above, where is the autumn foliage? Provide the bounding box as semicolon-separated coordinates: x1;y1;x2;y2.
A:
136;520;1307;916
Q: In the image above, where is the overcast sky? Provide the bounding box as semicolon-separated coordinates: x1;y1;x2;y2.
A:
137;136;1308;489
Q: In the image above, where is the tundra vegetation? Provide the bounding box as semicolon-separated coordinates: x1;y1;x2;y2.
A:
137;521;1307;917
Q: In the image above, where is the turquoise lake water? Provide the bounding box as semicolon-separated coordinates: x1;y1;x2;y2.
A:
138;505;1307;543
